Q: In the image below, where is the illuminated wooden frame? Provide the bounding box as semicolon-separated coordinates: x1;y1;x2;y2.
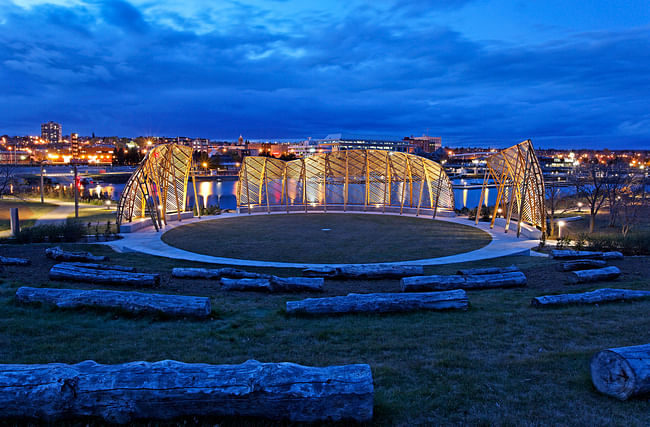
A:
116;143;199;231
237;150;454;216
476;139;546;237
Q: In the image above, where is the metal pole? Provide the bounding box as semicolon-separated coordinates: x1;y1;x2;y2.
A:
475;169;488;225
40;163;44;204
73;164;79;218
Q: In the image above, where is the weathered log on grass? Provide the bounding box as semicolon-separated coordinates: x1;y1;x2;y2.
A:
60;262;136;272
401;271;527;292
286;290;467;315
302;264;424;279
220;277;323;292
551;250;623;260
0;359;373;423
591;343;650;400
172;267;271;280
555;259;607;272
0;256;31;266
49;264;159;286
45;246;107;262
457;265;519;275
568;266;621;284
531;288;650;307
16;287;211;318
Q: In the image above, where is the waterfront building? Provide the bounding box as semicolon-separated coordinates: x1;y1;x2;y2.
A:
70;133;79;159
318;133;410;152
41;121;61;144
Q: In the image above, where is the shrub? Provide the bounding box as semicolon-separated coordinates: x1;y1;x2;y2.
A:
14;219;85;244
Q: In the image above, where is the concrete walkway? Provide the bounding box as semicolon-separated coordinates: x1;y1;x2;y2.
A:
103;211;542;268
33;199;108;226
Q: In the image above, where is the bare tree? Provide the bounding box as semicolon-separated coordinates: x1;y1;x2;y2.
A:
0;164;15;199
572;161;610;233
619;172;648;237
545;182;572;237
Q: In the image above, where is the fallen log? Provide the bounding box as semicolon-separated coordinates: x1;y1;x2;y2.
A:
59;262;136;272
457;265;519;275
302;264;424;279
591;343;650;400
172;267;271;280
0;359;373;423
0;256;31;266
49;264;159;287
568;266;621;284
220;277;323;292
555;259;607;272
551;250;623;260
531;288;650;307
45;246;107;262
401;271;527;292
286;289;467;315
16;287;211;318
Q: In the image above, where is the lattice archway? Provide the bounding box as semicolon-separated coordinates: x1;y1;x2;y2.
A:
476;139;546;237
237;150;454;216
116;143;198;231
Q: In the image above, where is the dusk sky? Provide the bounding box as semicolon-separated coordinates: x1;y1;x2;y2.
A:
1;0;649;148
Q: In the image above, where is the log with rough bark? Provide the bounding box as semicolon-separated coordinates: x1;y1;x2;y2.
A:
220;276;323;292
591;343;650;400
457;265;520;275
16;287;211;318
551;250;623;260
286;289;467;315
302;264;424;279
172;267;271;280
45;246;107;262
59;262;137;272
531;288;650;307
0;359;373;423
568;266;621;284
49;264;159;286
555;259;607;272
401;271;527;292
0;256;31;265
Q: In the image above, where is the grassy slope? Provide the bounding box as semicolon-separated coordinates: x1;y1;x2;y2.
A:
162;214;492;263
1;243;649;425
0;199;58;230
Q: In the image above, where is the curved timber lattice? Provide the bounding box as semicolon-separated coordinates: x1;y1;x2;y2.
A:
116;143;198;231
476;139;546;237
237;150;454;216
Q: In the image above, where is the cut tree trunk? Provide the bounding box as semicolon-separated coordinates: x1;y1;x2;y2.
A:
302;264;423;279
0;256;30;265
531;288;650;307
0;359;373;423
457;265;519;275
16;286;211;318
172;267;271;280
551;250;624;260
220;277;323;292
58;262;136;272
555;259;607;272
568;266;621;284
401;271;527;292
286;290;467;315
45;246;107;262
49;264;159;287
591;343;650;400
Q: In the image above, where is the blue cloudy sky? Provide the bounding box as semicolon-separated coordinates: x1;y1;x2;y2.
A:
1;0;649;148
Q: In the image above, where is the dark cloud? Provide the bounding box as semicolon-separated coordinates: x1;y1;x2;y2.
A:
0;1;648;148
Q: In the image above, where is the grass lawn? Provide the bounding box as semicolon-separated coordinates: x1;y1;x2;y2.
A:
0;242;649;425
0;199;58;231
162;214;492;263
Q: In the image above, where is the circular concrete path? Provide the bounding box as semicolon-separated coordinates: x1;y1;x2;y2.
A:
103;211;541;268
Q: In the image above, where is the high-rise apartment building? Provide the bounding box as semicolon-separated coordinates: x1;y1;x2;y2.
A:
41;121;62;143
70;133;79;159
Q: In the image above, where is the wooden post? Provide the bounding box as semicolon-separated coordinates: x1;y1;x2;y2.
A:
416;158;425;216
475;169;488;225
516;149;531;238
302;158;307;213
40;163;44;204
504;148;523;232
264;158;270;214
9;208;19;236
364;150;369;211
323;155;327;213
433;166;444;218
243;160;251;214
490;167;508;229
344;151;349;211
382;152;389;213
400;157;408;215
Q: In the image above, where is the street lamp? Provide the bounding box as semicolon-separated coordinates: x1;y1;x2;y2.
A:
577;202;583;212
558;220;566;239
202;162;208;173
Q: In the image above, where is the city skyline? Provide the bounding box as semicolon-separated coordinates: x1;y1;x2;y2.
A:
1;1;649;149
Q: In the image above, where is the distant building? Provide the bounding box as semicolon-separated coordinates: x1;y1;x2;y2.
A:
41;121;61;144
403;135;442;154
318;133;409;152
70;133;79;159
